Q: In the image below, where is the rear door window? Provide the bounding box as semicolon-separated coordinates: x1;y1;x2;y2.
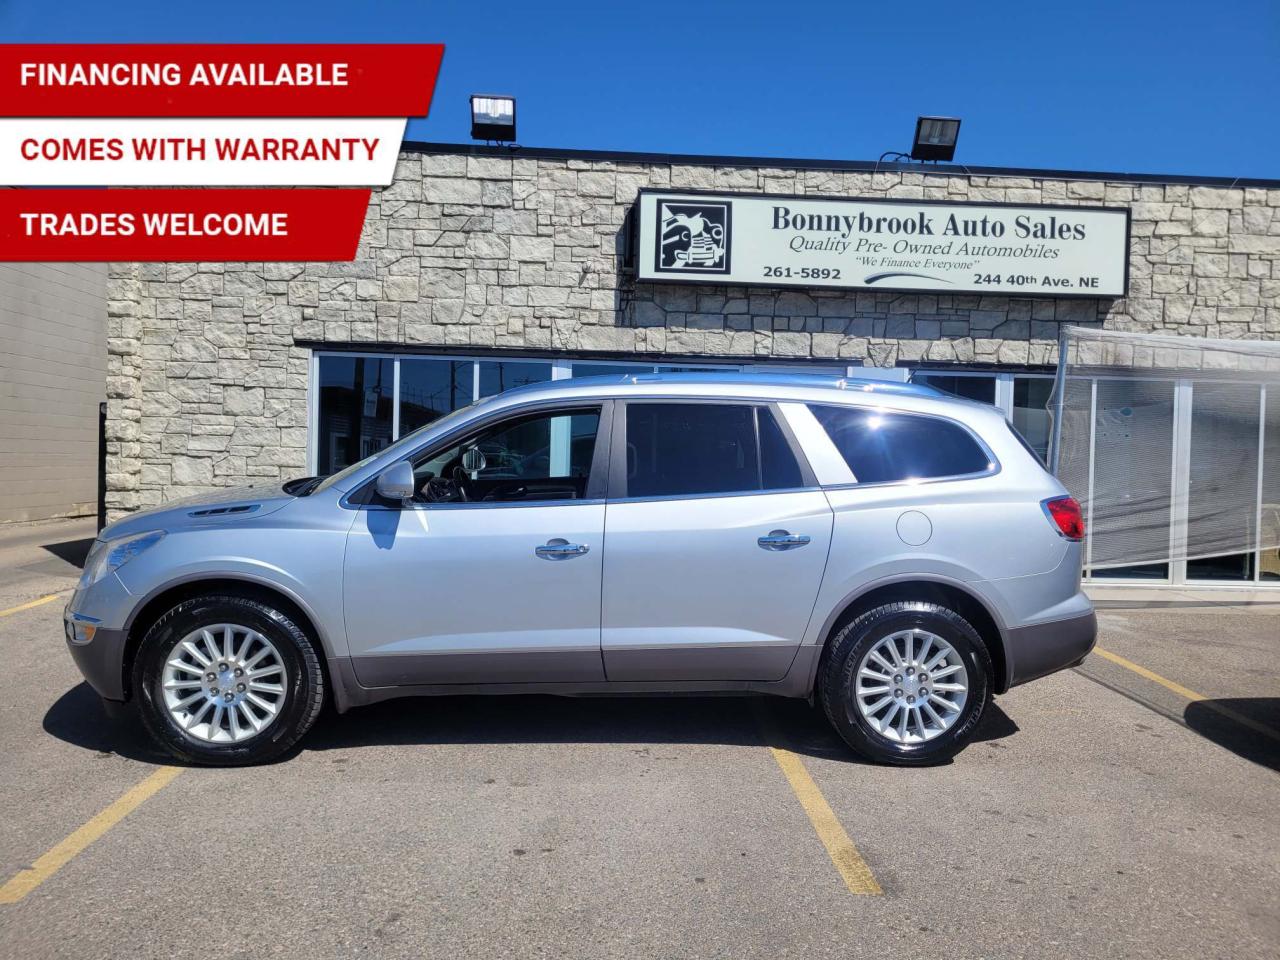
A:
624;403;804;498
808;404;994;484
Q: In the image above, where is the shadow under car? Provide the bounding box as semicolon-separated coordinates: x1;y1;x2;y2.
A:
43;682;1021;767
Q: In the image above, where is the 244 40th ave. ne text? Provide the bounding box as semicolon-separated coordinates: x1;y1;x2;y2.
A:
972;273;1101;289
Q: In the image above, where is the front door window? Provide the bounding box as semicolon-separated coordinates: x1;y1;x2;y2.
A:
411;408;601;504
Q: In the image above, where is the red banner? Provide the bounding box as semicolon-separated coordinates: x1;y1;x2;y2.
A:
0;44;444;117
0;188;372;261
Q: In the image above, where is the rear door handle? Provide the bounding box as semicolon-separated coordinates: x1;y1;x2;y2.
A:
757;530;811;551
535;538;590;560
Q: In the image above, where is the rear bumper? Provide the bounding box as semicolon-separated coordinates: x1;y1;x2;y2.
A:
1005;609;1098;688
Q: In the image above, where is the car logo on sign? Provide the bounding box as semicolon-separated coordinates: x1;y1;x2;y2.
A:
654;199;731;275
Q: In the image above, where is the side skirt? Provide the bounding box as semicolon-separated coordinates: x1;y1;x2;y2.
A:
327;647;820;713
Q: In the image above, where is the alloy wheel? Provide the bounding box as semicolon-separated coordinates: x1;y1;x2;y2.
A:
159;623;288;744
853;628;969;744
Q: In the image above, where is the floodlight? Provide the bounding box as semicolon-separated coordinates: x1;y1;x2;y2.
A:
910;116;961;162
471;95;516;142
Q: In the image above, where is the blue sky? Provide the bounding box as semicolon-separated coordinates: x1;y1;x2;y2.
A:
4;0;1277;178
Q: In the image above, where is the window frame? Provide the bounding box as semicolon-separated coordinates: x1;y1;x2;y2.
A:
908;367;1058;462
346;398;613;510
607;398;818;502
806;403;1001;489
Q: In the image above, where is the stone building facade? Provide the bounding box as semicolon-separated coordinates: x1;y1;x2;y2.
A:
104;144;1280;518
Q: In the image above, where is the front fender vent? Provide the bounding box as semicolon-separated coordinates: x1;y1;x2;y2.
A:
188;504;260;518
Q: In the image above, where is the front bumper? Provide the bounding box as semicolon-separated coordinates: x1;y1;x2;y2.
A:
1005;609;1098;688
64;573;136;702
65;623;130;701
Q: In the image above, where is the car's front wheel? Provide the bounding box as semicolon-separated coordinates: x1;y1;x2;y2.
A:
818;601;992;765
134;594;325;766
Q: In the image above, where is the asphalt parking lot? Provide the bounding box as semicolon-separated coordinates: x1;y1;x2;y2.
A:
1;518;1277;959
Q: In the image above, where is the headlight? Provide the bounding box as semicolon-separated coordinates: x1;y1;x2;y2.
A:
79;530;166;588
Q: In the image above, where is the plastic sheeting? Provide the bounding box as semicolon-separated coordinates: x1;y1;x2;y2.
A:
1050;327;1280;570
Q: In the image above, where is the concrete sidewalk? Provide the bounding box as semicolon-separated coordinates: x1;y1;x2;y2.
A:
1087;583;1280;609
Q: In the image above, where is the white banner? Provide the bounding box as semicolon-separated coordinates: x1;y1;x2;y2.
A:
635;189;1129;297
0;117;406;186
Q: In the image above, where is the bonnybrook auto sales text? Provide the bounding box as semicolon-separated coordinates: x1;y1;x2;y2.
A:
774;206;1086;257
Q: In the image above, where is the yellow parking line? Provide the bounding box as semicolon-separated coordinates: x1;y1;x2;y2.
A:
0;593;66;619
754;702;882;896
0;766;183;904
1092;646;1280;743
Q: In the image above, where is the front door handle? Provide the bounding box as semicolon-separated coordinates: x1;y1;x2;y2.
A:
757;530;811;551
535;538;590;560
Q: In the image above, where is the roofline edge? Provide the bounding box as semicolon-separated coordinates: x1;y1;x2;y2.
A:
400;140;1280;190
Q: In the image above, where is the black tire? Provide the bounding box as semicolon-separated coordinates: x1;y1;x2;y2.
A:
134;595;325;766
817;601;992;766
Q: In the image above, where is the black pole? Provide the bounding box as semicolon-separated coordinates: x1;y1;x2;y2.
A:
97;401;107;532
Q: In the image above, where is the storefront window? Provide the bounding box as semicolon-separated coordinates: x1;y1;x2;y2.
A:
1070;375;1278;586
571;362;656;378
316;356;394;475
571;361;741;378
478;360;552;399
913;373;996;404
1012;377;1053;463
1089;562;1171;581
657;364;737;374
398;358;473;435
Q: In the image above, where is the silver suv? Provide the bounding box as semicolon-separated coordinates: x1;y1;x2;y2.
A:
65;373;1095;766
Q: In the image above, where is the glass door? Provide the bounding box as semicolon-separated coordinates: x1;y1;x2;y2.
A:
1184;382;1262;582
1262;387;1279;583
1086;378;1176;582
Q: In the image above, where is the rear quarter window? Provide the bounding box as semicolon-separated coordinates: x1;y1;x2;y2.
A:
808;404;995;484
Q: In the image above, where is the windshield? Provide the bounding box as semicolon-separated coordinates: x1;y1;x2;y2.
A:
312;398;486;494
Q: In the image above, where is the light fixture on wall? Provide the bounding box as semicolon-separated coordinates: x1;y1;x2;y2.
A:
470;95;516;143
910;116;961;162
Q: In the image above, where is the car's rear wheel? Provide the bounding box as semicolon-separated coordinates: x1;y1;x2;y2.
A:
818;601;992;765
134;595;324;766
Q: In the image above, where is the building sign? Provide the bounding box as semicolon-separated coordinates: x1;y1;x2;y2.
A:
634;188;1129;297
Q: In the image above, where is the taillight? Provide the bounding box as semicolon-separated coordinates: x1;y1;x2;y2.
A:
1042;496;1085;541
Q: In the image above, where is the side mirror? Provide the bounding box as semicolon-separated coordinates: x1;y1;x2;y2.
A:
461;446;487;474
374;460;416;505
